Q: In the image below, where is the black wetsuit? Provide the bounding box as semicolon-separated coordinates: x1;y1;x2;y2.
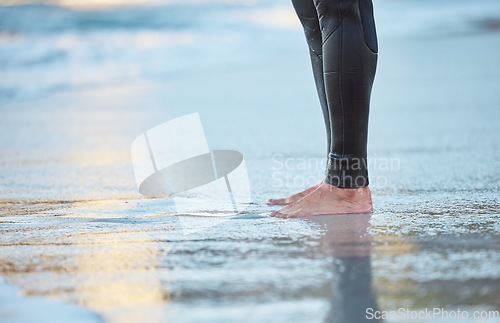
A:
292;0;378;188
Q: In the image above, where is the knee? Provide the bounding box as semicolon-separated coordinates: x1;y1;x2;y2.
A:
313;0;356;38
314;0;378;53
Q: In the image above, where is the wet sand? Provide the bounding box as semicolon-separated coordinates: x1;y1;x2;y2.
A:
1;0;500;322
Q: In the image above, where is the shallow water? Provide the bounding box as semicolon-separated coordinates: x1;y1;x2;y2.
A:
1;198;500;322
1;0;500;322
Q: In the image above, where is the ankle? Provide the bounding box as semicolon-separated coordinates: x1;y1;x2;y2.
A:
323;182;371;198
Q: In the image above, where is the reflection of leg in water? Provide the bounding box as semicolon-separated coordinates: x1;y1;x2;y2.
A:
304;214;381;322
328;257;380;323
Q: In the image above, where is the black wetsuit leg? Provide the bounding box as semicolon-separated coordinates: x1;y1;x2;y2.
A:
293;0;378;188
291;0;331;155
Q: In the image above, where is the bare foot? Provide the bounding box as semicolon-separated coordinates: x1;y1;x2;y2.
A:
267;182;322;206
270;182;373;218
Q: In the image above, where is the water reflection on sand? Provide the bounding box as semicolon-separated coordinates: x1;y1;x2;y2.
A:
304;214;382;322
1;198;499;322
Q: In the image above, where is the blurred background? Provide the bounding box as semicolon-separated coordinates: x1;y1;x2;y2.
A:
2;0;500;103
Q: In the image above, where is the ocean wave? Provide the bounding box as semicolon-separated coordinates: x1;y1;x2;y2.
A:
1;0;499;104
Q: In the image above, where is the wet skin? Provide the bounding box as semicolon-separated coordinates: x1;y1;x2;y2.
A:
269;182;373;218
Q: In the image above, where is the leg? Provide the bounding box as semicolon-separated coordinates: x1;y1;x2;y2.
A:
272;0;378;217
321;0;378;188
290;0;332;154
268;0;330;206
